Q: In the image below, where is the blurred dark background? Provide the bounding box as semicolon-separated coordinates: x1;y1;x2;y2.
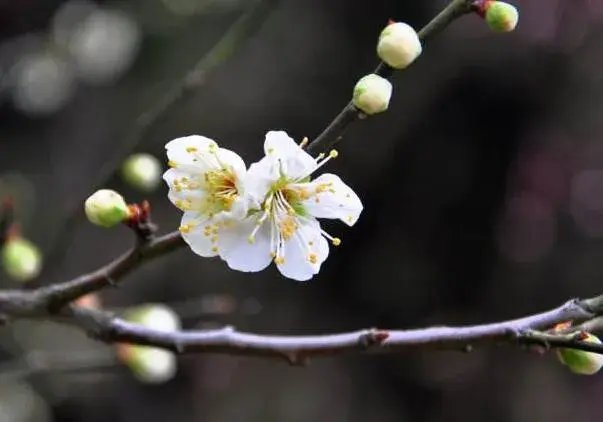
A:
0;0;603;421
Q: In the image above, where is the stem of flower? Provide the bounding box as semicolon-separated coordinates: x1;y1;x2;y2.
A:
305;0;475;155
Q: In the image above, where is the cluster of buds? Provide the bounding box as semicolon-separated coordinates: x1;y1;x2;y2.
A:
352;21;422;115
351;2;518;116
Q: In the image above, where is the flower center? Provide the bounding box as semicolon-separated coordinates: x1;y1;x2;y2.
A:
246;148;343;265
204;168;238;212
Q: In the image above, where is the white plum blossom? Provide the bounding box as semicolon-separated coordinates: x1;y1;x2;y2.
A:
163;131;364;281
163;135;252;257
219;131;363;281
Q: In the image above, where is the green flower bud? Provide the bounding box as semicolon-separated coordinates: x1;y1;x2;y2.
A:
485;1;519;33
121;153;162;192
557;333;603;375
127;346;177;384
118;304;180;384
84;189;130;228
377;22;422;69
352;74;392;115
2;237;42;282
123;304;180;332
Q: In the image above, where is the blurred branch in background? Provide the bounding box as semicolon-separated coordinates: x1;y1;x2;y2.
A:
37;0;278;287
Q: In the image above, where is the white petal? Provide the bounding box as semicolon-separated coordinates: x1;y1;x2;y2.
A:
162;168;203;192
218;218;273;272
263;131;317;180
163;169;208;210
215;147;246;180
299;173;363;226
277;218;329;282
179;212;218;257
219;195;249;221
165;135;217;154
166;135;220;170
246;156;278;202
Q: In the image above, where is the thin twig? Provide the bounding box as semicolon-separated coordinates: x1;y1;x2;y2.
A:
305;0;475;154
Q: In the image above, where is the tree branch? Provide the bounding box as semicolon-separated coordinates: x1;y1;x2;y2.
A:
43;294;603;366
305;0;475;154
5;0;589;369
41;230;185;312
38;0;279;285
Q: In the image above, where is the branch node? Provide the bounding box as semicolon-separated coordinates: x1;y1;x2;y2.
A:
125;201;157;244
504;327;522;340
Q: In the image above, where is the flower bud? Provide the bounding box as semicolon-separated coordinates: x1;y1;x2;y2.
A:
126;347;177;384
377;22;422;69
1;237;42;282
117;304;180;384
557;333;603;375
484;1;519;33
84;189;130;228
121;153;162;192
352;74;392;115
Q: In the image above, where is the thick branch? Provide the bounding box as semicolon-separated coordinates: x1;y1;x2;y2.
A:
44;295;603;365
305;0;474;154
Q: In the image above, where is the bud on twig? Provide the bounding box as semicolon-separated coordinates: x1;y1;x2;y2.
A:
377;22;422;69
1;236;42;282
117;304;180;384
121;153;162;192
84;189;130;228
557;333;603;375
352;74;392;115
479;1;519;33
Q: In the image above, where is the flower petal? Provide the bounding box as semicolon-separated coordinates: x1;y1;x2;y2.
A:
263;131;317;180
179;212;219;257
166;135;217;156
298;173;363;226
166;135;220;171
246;156;278;202
214;148;246;180
277;218;329;281
163;168;208;210
218;218;273;272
